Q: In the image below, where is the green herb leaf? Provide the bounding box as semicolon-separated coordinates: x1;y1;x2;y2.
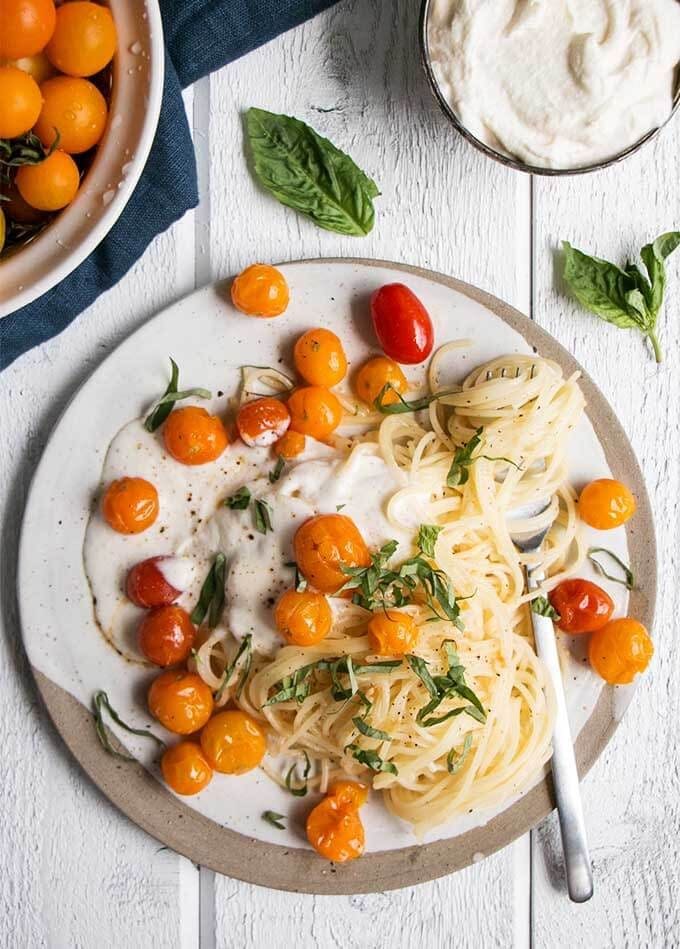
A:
0;130;60;168
92;690;165;761
531;596;560;621
587;547;635;591
406;654;439;699
144;358;211;432
410;642;487;728
346;744;398;775
262;810;286;829
254;498;273;534
191;554;227;627
294;564;308;592
447;734;473;775
563;234;680;363
336;503;346;511
224;486;251;510
418;524;443;558
269;457;285;484
285;751;312;797
352;716;392;741
245;107;379;236
374;384;458;415
214;634;253;701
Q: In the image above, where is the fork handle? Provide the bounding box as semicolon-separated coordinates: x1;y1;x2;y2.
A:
527;568;594;903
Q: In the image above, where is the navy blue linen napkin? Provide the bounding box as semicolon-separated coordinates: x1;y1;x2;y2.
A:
0;0;339;370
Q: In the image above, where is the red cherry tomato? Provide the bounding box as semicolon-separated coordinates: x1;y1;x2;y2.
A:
126;556;181;609
370;283;434;365
138;605;196;666
548;579;614;634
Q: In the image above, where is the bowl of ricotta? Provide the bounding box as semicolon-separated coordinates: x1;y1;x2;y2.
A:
422;0;680;174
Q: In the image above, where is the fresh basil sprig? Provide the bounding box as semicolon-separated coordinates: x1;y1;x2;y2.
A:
191;553;227;627
563;233;680;363
531;596;560;621
144;358;212;432
245;108;379;236
93;690;166;761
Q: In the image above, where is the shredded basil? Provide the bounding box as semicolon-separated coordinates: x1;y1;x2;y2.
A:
254;498;273;534
531;596;560;621
262;810;286;829
588;547;635;591
417;524;443;558
93;690;165;761
446;427;520;487
285;751;311;797
408;643;487;728
346;744;398;775
224;486;251;510
263;657;401;708
214;634;252;701
374;384;459;415
144;358;211;432
352;716;392;741
447;734;473;775
269;457;285;483
191;553;227;627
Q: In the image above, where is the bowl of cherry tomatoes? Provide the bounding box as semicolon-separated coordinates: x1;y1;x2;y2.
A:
0;0;164;316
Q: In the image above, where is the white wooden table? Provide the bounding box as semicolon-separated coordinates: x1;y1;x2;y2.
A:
2;2;679;946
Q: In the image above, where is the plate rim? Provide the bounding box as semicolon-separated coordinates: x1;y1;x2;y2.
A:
18;257;657;894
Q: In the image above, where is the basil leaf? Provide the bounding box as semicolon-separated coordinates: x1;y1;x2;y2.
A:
93;690;165;762
262;810;286;829
352;717;392;741
191;554;226;627
285;751;311;797
406;654;439;699
245;108;379;236
562;243;639;329
144;358;211;432
641;231;680;318
587;547;635;591
418;524;443;558
447;734;473;775
208;554;227;628
254;499;273;534
214;634;252;701
531;596;560;621
269;457;285;484
346;744;398;775
374;384;459;415
224;486;251;510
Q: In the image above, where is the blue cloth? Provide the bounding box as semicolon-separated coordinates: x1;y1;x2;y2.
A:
0;0;339;370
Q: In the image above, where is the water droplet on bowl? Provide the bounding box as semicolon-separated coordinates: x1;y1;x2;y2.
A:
110;114;123;130
102;189;115;206
129;40;142;54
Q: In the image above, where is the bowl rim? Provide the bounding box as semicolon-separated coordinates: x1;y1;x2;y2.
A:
419;0;680;177
0;0;166;318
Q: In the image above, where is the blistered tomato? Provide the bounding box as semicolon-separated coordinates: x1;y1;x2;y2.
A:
148;670;213;734
0;65;43;138
371;283;434;364
293;328;347;387
354;355;408;407
45;1;116;77
236;397;290;448
294;514;371;594
579;479;636;530
126;556;181;608
306;794;365;862
200;709;266;774
34;75;107;153
138;605;196;667
287;386;343;440
274;429;305;460
231;264;289;317
0;0;56;60
274;589;333;646
549;579;614;634
588;618;653;685
367;610;418;655
161;741;213;795
163;406;228;465
101;477;158;534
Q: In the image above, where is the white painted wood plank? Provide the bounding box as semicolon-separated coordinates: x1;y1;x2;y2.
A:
206;1;531;939
530;119;680;946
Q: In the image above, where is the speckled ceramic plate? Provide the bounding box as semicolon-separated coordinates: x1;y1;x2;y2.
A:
18;259;656;894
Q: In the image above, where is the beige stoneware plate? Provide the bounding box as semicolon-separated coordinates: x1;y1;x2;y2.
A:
18;259;656;894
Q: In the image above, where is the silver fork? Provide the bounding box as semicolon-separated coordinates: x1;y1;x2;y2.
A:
508;496;594;903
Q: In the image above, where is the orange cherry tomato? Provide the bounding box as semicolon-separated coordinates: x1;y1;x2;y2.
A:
138;605;196;667
101;476;158;534
200;709;266;774
274;588;333;646
163;406;228;466
126;556;181;609
354;355;408;407
34;75;107;153
45;1;116;77
275;429;305;460
328;779;368;809
287;386;343;440
15;148;79;210
0;0;56;59
294;328;347;387
367;610;418;655
579;479;636;530
0;65;42;137
588;618;653;685
161;741;213;796
148;670;213;735
548;579;614;634
230;263;289;317
294;514;371;594
371;283;434;365
236;396;290;448
306;794;365;862
2;52;56;83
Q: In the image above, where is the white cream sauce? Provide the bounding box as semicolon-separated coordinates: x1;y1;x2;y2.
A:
428;0;680;169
